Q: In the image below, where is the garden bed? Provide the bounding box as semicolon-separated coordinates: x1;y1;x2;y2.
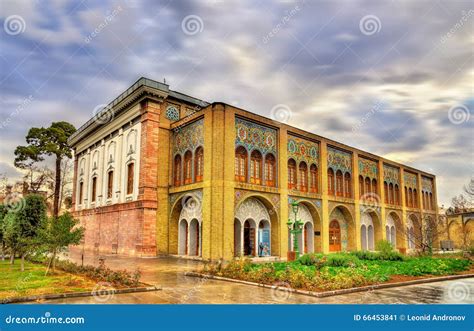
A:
0;259;156;303
198;252;473;293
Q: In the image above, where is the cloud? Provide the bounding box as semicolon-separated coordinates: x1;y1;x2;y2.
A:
0;0;472;205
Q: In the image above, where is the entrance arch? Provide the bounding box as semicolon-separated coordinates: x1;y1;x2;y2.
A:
361;211;382;251
234;197;273;257
329;206;355;251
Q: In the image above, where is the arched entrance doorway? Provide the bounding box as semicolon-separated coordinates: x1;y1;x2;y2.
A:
172;192;202;257
234;197;273;257
386;214;397;247
329;220;341;252
289;203;317;254
360;211;381;250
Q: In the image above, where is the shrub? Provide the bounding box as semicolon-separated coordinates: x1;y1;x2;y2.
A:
298;253;326;269
352;250;404;261
375;240;393;253
325;253;359;267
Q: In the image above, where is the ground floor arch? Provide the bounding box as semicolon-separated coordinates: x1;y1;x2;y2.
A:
360;211;381;250
234;197;276;257
329;206;355;252
288;202;320;254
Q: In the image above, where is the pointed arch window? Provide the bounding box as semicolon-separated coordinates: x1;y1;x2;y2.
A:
79;181;84;205
310;164;318;193
126;163;134;195
344;173;351;198
174;155;182;186
388;183;394;204
184;150;193;184
91;177;97;203
394;185;400;205
359;175;364;198
288;159;297;189
328;168;335;196
336;170;343;197
235;147;248;182
107;170;114;199
408;188;413;207
264;153;276;187
384;182;388;203
405;187;408;206
429;193;433;210
250;150;262;185
413;189;418;208
364;177;371;196
299;162;308;192
195;147;204;182
371;178;377;196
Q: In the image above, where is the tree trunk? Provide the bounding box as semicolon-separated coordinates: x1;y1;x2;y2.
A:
1;242;4;261
53;156;62;218
10;251;15;264
45;249;56;276
20;254;25;272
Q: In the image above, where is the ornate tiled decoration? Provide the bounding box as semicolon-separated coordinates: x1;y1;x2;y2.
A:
383;164;400;185
173;118;204;156
403;171;417;189
287;135;319;165
235;118;277;155
169;189;203;214
288;197;321;210
358;157;378;179
165;105;180;121
327;147;352;174
422;176;433;193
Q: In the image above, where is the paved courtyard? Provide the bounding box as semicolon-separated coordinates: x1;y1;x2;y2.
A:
47;249;473;304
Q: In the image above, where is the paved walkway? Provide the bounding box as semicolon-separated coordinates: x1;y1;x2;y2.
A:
49;249;473;304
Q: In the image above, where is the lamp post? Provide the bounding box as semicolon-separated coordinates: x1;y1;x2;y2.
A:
287;201;304;258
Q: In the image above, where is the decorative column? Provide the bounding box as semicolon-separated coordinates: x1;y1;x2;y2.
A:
320;141;329;253
279;127;289;259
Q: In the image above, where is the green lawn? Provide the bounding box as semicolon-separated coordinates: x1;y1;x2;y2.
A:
0;259;98;300
204;253;472;292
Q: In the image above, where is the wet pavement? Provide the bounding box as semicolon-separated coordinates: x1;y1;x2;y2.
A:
48;249;473;304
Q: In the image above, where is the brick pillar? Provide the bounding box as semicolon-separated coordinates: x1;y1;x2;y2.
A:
135;99;161;256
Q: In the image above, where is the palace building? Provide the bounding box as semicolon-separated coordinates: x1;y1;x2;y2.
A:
69;77;439;260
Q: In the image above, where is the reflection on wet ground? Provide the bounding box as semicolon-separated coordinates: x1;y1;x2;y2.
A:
47;249;473;304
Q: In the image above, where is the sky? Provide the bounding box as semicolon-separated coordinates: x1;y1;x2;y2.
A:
0;0;472;206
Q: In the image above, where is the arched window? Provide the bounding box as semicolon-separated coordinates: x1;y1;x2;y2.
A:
184;151;193;184
413;189;418;208
288;159;297;189
394;185;400;205
91;177;97;202
264;154;276;187
310;164;318;193
328;168;334;195
388;183;394;204
344;173;351;198
429;193;433;210
408;188;413;207
405;187;408;206
299;162;308;192
371;178;377;195
250;150;262;185
107;171;114;199
336;170;343;197
384;182;388;203
195;147;204;182
174;155;182;186
126;163;134;195
359;175;364;198
79;181;84;205
365;177;371;196
235;147;248;182
423;192;427;210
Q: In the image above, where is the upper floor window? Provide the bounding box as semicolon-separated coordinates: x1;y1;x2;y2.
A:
394;185;400;205
371;178;377;195
413;189;418;208
79;181;84;205
298;162;308;192
328;168;334;195
250;150;262;185
264;153;276;187
127;163;134;195
310;164;318;193
384;182;388;203
344;173;352;198
91;177;97;203
184;150;193;185
235;147;248;182
195;147;204;182
174;155;182;186
336;170;343;197
359;176;365;198
288;159;297;190
107;171;114;199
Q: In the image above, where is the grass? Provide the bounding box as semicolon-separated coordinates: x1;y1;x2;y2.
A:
0;259;98;300
204;253;472;292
